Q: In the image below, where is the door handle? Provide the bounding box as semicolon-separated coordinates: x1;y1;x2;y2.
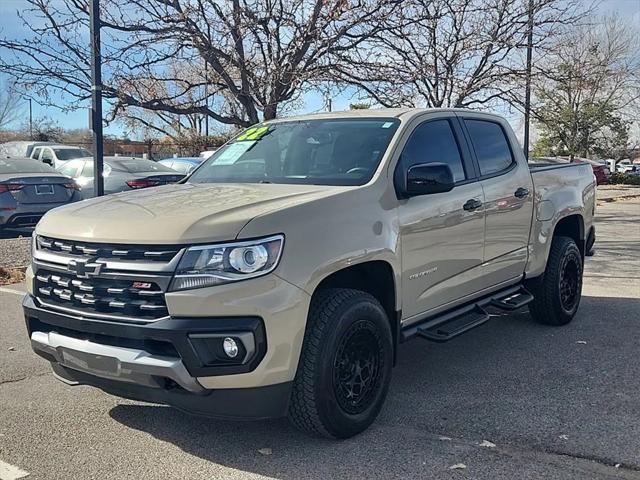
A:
463;199;482;211
514;187;529;199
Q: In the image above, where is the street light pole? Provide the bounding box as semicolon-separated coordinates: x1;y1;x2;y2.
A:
28;98;33;140
523;0;534;160
204;24;210;139
89;0;104;197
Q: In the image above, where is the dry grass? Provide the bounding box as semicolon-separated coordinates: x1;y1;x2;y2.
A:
0;266;26;286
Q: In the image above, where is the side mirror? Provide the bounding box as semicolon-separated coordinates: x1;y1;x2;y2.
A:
401;162;455;198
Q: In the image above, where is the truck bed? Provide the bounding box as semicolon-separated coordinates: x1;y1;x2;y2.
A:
525;160;596;278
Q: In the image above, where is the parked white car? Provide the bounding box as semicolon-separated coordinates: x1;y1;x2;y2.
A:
615;160;635;173
30;145;92;169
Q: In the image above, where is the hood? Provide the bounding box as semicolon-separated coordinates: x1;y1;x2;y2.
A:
36;182;345;244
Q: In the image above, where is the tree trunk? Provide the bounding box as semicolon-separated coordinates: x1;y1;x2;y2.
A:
263;104;278;121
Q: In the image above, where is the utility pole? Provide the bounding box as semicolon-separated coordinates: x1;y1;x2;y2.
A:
89;0;104;196
28;98;33;140
523;0;534;160
204;24;210;139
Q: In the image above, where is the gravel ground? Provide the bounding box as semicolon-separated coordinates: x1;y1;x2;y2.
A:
0;236;31;268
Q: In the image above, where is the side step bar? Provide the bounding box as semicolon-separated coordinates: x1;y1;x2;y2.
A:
401;285;534;343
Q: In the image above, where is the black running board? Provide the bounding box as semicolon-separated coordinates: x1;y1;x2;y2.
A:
401;284;533;343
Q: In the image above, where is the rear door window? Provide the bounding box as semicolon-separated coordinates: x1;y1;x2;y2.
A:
31;147;42;160
464;120;514;176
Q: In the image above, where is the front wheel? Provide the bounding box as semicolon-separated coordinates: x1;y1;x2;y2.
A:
528;236;583;326
288;288;393;439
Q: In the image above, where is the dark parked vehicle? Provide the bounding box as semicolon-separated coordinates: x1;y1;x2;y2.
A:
56;156;185;197
158;157;203;174
0;157;81;231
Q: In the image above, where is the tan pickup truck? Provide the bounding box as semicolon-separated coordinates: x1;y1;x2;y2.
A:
23;109;596;438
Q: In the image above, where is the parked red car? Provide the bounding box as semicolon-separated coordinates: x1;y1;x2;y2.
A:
572;158;611;185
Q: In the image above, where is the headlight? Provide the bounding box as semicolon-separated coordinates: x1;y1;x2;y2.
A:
169;235;284;291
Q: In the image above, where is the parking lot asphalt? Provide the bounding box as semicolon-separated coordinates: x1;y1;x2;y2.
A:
0;199;639;480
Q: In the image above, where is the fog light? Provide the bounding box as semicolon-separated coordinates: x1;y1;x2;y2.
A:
223;337;239;358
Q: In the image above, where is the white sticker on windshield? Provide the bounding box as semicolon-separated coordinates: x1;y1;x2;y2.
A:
382;122;393;128
212;141;256;165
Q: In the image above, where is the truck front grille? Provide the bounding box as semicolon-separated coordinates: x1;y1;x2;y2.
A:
33;236;184;323
37;236;180;262
34;269;167;321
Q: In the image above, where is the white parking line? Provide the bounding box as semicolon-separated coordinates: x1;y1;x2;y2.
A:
0;287;24;296
0;460;29;480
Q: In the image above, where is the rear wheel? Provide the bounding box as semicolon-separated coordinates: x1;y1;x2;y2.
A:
288;288;393;439
528;236;583;326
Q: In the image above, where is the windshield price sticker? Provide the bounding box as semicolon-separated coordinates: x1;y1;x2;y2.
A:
237;126;270;141
212;141;256;165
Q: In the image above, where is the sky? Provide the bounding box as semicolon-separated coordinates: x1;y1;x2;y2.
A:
1;0;639;140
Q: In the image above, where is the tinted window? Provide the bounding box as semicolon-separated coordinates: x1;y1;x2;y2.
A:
109;159;176;174
0;159;55;174
31;147;42;160
399;120;466;182
464;120;514;176
188;119;400;186
54;148;92;160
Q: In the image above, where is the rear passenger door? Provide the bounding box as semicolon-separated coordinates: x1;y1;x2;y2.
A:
397;114;486;320
460;115;534;287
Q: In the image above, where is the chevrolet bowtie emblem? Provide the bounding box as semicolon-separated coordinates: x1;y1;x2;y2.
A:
68;259;102;279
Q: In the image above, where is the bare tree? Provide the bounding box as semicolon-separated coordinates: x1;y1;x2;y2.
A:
0;81;22;131
531;15;640;159
0;0;399;129
336;0;588;110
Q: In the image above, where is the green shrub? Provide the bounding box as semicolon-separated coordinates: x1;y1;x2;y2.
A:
610;172;640;185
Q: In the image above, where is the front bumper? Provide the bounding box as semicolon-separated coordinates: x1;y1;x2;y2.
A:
23;294;292;419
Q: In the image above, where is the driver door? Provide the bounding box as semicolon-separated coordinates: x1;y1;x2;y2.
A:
397;114;486;321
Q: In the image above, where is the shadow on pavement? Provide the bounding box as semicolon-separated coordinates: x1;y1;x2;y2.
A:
109;295;640;478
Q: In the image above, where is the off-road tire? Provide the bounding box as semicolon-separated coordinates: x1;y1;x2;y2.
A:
528;236;583;326
287;288;393;439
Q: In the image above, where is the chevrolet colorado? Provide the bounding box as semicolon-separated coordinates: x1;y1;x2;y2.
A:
23;109;596;438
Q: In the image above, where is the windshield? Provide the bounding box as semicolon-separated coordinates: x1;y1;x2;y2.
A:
0;159;55;174
54;148;92;160
188;118;401;186
109;158;177;174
